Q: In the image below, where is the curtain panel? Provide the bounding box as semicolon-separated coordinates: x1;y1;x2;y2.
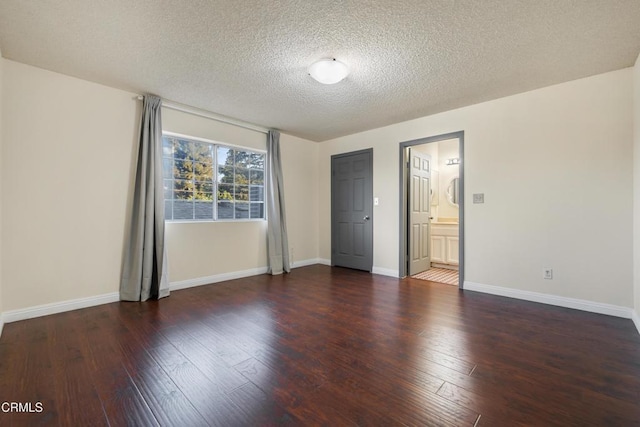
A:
266;130;291;274
120;95;170;301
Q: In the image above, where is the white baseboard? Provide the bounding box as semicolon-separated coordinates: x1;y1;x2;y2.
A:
313;258;398;277
291;258;324;269
464;281;633;319
0;260;328;330
170;258;332;291
2;269;637;341
372;267;399;278
3;292;120;324
170;266;270;291
170;257;341;290
632;310;640;335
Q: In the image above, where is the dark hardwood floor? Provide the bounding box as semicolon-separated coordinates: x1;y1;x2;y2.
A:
2;265;640;426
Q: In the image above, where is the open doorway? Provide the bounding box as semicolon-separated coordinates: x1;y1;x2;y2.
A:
398;132;464;289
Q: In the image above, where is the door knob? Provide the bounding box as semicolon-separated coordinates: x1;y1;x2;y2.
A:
364;215;370;221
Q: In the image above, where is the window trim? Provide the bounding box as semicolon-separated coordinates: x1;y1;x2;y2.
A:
163;131;267;155
162;131;267;223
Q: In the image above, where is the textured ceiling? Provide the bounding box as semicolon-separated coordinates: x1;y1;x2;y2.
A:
1;1;640;142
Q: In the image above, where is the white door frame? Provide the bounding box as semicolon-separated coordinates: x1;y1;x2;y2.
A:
398;131;465;289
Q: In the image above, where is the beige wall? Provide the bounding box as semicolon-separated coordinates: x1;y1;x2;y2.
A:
279;133;319;264
162;110;319;281
634;53;640;314
1;60;319;311
319;68;633;307
2;60;140;311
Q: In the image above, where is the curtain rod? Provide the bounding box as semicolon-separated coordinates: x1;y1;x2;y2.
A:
136;95;269;135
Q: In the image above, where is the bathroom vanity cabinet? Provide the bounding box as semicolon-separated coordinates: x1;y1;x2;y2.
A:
430;222;459;268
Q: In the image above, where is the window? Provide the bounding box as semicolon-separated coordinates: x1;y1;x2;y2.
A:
162;134;265;221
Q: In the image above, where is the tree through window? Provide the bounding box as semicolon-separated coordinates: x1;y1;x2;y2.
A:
162;135;265;221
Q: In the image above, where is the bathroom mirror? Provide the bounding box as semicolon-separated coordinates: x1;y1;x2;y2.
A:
446;177;459;207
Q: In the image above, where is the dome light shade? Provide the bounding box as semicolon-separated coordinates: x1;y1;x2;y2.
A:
309;58;349;84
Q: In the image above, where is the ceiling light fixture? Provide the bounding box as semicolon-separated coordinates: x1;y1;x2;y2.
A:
308;58;349;84
446;158;460;166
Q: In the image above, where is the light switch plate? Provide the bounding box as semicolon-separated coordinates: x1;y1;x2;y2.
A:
473;193;484;204
374;197;379;206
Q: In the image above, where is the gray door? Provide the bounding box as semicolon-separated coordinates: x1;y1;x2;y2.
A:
331;149;373;272
408;149;431;275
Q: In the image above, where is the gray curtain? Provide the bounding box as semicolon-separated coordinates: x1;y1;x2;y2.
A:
120;95;170;301
266;130;291;274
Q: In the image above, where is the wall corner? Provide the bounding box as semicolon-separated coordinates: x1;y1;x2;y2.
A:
633;52;640;319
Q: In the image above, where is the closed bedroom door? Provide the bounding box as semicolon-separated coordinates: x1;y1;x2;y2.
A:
331;149;373;272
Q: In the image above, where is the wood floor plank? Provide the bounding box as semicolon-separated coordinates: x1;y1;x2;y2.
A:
117;338;209;427
80;308;160;427
0;319;59;426
159;325;249;393
233;357;356;425
437;380;573;426
226;381;301;426
147;343;249;426
47;311;108;427
180;319;253;367
309;377;407;426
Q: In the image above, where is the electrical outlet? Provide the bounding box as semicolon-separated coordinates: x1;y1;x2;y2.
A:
543;268;553;280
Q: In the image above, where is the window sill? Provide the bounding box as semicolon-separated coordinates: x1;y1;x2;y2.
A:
165;219;267;224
